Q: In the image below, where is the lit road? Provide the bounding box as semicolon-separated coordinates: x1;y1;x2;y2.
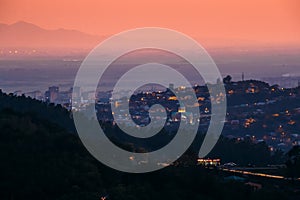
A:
220;168;300;181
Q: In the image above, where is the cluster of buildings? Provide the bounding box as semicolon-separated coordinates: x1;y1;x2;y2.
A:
95;84;221;128
223;80;300;152
17;79;300;152
18;86;98;110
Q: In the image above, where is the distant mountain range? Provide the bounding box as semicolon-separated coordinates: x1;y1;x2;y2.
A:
1;21;299;60
0;21;272;51
0;21;104;49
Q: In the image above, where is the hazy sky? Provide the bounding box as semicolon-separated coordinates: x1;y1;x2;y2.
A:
1;0;299;46
0;0;300;92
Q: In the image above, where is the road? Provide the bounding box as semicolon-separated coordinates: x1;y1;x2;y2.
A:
220;167;300;181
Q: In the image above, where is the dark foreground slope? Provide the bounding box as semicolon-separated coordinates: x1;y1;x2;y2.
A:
0;91;299;200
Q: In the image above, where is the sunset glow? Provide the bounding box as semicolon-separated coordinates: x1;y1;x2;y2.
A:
1;0;299;47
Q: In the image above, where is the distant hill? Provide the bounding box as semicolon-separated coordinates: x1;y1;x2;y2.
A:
0;21;104;50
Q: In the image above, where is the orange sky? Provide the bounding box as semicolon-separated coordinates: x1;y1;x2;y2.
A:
0;0;299;46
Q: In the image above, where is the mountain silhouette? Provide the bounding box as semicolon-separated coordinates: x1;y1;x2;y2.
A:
0;21;104;49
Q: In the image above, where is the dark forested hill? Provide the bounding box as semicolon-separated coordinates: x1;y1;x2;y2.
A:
0;90;296;200
0;90;75;132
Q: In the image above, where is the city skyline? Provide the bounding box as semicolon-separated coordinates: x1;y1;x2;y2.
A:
1;1;300;198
